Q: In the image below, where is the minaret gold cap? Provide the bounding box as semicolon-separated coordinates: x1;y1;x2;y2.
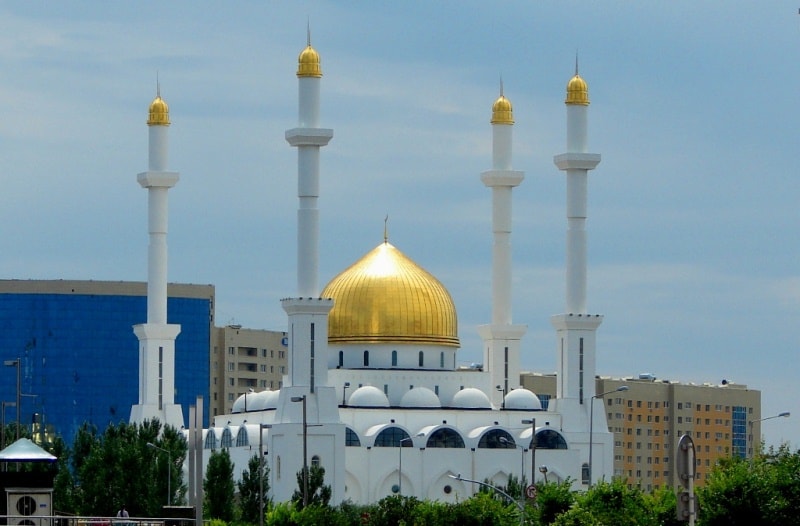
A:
147;88;170;126
565;74;589;106
297;45;322;77
491;94;514;124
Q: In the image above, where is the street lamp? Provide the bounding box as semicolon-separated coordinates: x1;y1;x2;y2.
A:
3;359;20;442
589;385;628;487
342;382;351;406
147;442;172;507
748;411;790;455
539;465;548;484
290;395;308;508
258;424;272;526
522;418;536;484
398;432;424;495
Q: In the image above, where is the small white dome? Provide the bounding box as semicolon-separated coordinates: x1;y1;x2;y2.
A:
400;387;441;408
231;391;251;413
451;388;492;409
248;390;272;411
349;386;390;407
504;388;542;410
264;390;280;409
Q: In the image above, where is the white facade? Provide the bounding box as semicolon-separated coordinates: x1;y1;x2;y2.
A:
194;42;614;505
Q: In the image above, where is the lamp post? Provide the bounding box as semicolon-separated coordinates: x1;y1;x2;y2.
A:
522;418;536;484
748;411;790;456
3;359;20;441
342;382;350;406
290;395;308;508
589;385;628;487
147;442;172;507
258;424;272;526
539;465;548;483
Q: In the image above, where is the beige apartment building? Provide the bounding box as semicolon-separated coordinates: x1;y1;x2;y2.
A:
210;325;288;417
522;372;761;491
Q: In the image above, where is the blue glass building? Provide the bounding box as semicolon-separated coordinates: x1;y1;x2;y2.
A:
0;280;213;446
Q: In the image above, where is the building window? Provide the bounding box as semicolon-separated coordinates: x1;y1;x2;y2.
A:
426;428;465;448
392;350;397;367
440;352;444;368
478;429;516;449
581;463;590;485
345;427;361;446
228;347;234;355
311;455;321;468
418;351;424;367
228;362;234;372
363;350;369;367
374;427;410;447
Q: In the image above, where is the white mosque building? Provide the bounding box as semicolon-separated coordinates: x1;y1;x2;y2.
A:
150;37;613;505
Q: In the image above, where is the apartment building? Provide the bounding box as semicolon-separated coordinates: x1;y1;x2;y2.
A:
522;372;761;491
210;325;288;417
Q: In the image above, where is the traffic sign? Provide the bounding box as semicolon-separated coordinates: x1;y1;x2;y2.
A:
525;484;537;499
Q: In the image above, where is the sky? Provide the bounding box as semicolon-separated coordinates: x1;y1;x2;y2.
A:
0;2;798;447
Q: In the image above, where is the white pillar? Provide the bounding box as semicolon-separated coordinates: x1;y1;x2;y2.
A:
131;90;183;429
478;92;526;408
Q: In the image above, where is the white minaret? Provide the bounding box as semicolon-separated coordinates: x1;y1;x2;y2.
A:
551;62;607;434
130;87;184;428
476;86;527;408
269;34;344;505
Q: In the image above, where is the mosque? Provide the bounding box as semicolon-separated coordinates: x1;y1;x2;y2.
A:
131;36;612;505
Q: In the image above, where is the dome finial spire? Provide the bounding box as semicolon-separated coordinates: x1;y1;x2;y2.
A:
307;18;311;47
575;51;579;76
499;74;504;97
384;215;389;243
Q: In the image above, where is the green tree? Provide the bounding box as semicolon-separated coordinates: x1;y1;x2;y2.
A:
73;419;186;517
291;464;331;509
204;448;235;521
238;454;270;524
534;479;575;525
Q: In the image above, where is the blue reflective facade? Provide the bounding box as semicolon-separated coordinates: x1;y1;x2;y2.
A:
0;289;211;446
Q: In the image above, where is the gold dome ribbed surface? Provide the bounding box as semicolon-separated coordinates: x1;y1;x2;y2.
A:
297;45;322;77
147;95;170;126
322;242;459;347
491;95;514;124
565;74;589;105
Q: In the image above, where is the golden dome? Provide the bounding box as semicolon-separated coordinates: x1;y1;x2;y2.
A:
297;45;322;77
147;95;170;126
491;95;514;124
565;74;589;105
321;241;459;347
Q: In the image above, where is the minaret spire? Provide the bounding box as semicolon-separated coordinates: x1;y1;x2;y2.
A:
130;85;183;428
477;85;527;408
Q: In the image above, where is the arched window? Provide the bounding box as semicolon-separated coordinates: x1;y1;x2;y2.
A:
346;427;361;447
440;351;444;368
312;455;321;468
582;462;590;485
363;350;369;367
338;350;343;368
374;427;410;447
221;428;233;448
235;426;249;447
426;428;465;448
391;350;398;367
478;429;516;449
418;351;424;367
204;431;217;450
533;429;568;450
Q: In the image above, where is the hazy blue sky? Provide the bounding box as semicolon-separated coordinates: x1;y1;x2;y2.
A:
1;2;798;446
